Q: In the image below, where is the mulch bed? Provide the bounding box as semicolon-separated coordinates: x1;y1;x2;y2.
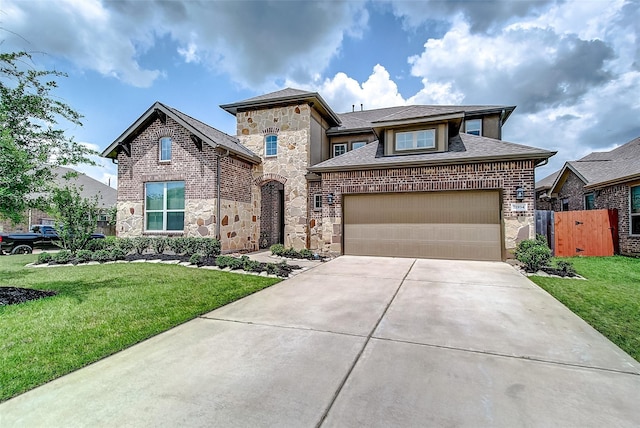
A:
0;287;57;306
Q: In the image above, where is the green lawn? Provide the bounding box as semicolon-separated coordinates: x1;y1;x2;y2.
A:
0;255;280;402
529;256;640;362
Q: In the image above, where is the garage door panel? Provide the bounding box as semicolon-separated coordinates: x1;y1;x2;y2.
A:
343;191;502;261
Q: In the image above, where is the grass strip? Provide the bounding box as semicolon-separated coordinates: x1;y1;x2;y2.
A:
529;256;640;362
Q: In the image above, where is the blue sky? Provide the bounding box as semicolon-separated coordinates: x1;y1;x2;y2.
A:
2;0;639;188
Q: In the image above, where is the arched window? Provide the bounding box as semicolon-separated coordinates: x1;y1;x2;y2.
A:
159;137;172;162
265;135;277;157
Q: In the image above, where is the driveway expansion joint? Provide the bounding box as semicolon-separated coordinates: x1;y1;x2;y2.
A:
198;315;368;339
371;336;640;376
315;259;418;428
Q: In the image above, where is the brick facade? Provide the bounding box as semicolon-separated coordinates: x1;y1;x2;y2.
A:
553;172;587;211
115;116;258;251
313;161;537;254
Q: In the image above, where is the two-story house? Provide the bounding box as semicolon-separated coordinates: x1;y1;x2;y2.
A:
102;88;554;261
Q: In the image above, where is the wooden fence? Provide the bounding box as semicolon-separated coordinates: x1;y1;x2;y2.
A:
553;209;618;257
535;210;555;254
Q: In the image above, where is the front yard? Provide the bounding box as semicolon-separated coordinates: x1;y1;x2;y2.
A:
529;256;640;362
0;255;279;402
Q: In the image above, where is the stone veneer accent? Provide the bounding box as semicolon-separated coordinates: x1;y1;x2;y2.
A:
315;160;537;256
237;104;311;250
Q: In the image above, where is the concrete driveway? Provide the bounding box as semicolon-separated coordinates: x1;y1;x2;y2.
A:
2;256;640;427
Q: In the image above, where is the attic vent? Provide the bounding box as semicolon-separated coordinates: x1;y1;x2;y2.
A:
262;127;280;135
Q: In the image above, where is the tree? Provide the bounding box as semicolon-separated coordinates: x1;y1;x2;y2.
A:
48;174;100;254
0;51;96;223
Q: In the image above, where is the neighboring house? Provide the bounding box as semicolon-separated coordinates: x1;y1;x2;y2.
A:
102;88;554;261
535;137;640;255
0;166;117;235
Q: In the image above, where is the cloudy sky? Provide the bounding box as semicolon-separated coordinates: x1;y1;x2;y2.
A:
2;0;639;188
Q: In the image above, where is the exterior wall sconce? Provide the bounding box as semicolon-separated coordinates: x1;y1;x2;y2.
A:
327;193;334;205
515;186;525;201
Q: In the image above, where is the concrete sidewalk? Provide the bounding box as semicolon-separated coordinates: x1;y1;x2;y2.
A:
2;256;640;427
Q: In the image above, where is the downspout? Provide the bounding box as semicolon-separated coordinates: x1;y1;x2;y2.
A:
216;149;230;241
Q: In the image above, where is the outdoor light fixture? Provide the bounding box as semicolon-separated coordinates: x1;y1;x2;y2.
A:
515;186;525;201
327;193;334;205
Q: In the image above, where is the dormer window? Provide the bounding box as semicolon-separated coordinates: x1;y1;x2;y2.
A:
395;130;435;151
333;143;347;157
465;119;482;136
265;134;278;157
159;137;172;162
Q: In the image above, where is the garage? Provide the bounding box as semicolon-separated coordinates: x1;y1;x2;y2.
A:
342;190;502;261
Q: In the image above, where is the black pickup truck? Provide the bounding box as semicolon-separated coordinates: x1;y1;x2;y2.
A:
0;225;106;255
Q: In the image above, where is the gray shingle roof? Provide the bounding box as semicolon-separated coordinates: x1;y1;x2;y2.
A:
309;133;554;172
52;167;116;208
535;170;561;191
553;137;640;189
330;105;515;133
230;88;316;104
161;103;258;160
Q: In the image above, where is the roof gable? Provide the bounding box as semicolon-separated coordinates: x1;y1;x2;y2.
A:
101;102;260;163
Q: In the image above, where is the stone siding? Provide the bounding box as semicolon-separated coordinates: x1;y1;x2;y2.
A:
237;105;311;250
315;161;537;256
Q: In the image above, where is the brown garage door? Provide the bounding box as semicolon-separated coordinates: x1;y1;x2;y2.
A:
343;191;502;261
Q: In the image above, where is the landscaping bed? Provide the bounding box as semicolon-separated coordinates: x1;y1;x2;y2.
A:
0;286;57;306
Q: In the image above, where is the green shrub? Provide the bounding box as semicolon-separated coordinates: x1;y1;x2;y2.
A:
183;238;202;257
270;244;285;256
299;248;314;259
75;249;93;263
554;259;577;276
242;258;263;273
215;255;244;270
189;253;203;266
132;237;150;255
92;249;113;262
116;238;134;254
150;236;168;254
200;238;221;258
110;248;126;261
265;262;279;275
515;235;552;272
52;250;74;265
36;252;52;265
168;237;187;255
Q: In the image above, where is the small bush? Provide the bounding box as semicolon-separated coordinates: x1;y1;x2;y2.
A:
183;238;202;257
299;248;314;259
75;250;93;263
200;238;221;258
36;252;52;265
215;255;244;270
515;235;552;272
265;262;279;275
242;258;263;273
132;237;150;255
270;244;285;256
554;259;577;276
92;249;113;262
150;237;168;254
168;237;188;255
189;253;203;266
116;238;134;254
110;248;126;261
52;250;74;265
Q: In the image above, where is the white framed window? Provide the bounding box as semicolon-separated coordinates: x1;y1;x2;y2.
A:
395;129;435;151
631;185;640;235
584;193;595;210
313;194;322;211
159;137;172;162
333;143;347;157
465;119;482;136
265;135;278;157
145;181;185;231
352;141;366;150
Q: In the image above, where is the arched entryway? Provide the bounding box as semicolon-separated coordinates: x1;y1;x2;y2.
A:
260;181;284;248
